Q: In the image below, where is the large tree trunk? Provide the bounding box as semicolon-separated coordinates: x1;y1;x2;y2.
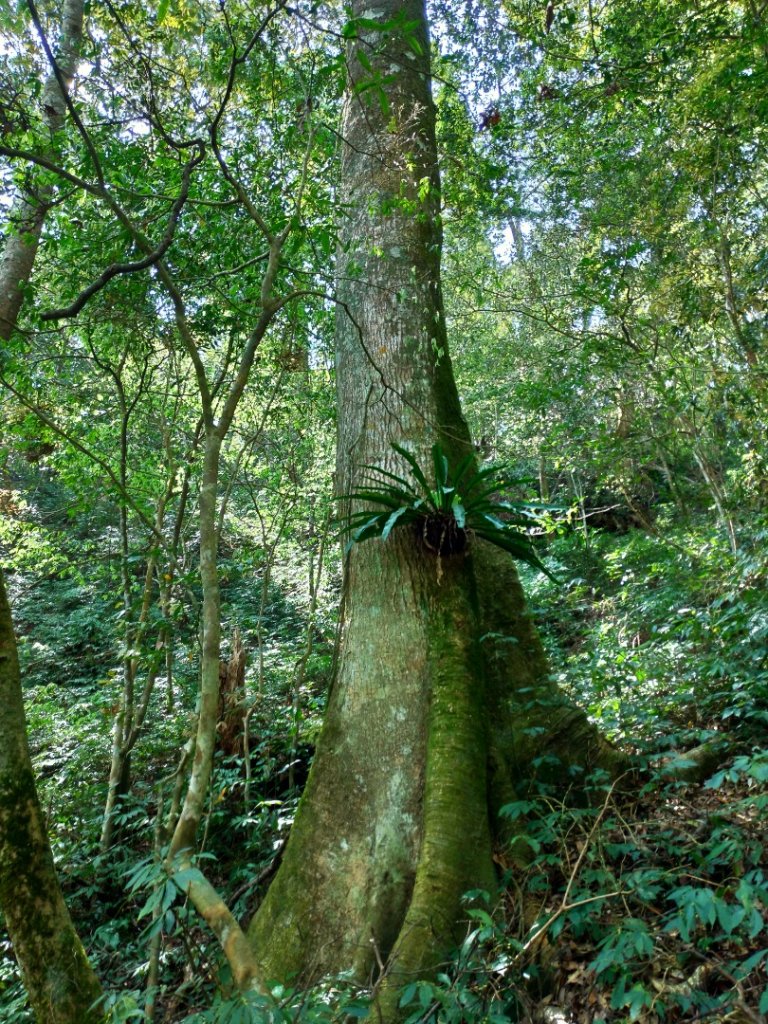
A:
0;3;104;1020
248;0;620;1006
0;569;103;1024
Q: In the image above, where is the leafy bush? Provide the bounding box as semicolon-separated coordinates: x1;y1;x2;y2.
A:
394;757;768;1024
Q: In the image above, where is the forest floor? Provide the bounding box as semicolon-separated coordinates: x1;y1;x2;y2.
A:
519;773;767;1023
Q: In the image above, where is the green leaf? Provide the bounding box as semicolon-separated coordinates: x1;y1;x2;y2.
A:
406;33;424;56
499;800;536;820
461;465;502;495
468;479;510;505
392;442;431;495
377;85;391;118
343;488;409;509
357;16;391;30
716;901;745;934
344;1005;370;1019
399;983;418;1007
381;506;410;539
351;515;387;544
360;463;418;494
626;983;651;1020
170;867;203;892
475;527;557;581
478;511;508;531
432;443;449;490
466;907;494;927
452;497;466;528
451;452;477;491
741;949;768;972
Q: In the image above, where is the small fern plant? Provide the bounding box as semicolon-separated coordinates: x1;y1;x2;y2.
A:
340;442;557;580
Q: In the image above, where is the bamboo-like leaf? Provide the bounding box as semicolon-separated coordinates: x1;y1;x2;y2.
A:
463;495;499;516
360;464;418;495
470;500;532;526
392;442;432;495
452;452;477;492
453;497;466;528
464;478;506;505
342;511;390;529
474;527;558;581
461;465;502;494
494;504;541;521
381;506;410;539
343;488;409;509
432;444;449;495
438;484;455;513
479;511;508;531
352;515;387;541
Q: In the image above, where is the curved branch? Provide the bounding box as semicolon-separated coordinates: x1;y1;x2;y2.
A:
0;145;100;197
169;860;265;992
41;144;204;321
26;0;107;186
208;1;290;240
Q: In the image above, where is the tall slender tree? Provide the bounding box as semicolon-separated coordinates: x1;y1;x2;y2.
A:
0;2;104;1021
0;2;620;1014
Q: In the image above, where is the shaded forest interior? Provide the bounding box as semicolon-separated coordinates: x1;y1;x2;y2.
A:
1;0;767;1022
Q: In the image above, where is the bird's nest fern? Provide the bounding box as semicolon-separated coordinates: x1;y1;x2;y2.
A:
339;442;558;580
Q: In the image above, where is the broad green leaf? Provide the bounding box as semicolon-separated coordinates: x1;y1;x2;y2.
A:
381;506;410;539
351;515;386;544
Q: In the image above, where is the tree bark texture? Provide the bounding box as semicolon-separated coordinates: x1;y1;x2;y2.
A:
0;0;84;341
0;569;103;1024
248;0;621;1003
168;434;223;863
0;4;105;1020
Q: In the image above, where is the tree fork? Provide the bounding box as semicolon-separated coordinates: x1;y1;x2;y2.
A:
0;0;84;339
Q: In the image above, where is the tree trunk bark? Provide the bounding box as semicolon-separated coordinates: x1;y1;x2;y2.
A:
168;432;223;863
0;569;103;1024
0;4;104;1019
248;0;621;1005
0;0;84;339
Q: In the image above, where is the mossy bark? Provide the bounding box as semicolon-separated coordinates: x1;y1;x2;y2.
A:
0;569;103;1023
249;0;622;1010
0;3;104;1017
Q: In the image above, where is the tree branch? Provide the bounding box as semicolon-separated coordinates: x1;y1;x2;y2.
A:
41;144;204;321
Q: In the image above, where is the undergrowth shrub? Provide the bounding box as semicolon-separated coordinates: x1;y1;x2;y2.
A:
399;756;768;1023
